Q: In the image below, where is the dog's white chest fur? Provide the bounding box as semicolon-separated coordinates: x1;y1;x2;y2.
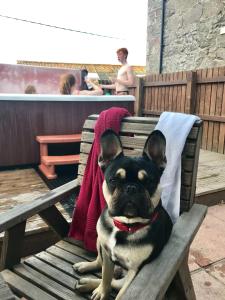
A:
108;227;118;261
102;226;154;270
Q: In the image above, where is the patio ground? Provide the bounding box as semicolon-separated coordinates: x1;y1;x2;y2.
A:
189;202;225;299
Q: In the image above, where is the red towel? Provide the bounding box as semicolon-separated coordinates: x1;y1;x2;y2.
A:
68;107;131;252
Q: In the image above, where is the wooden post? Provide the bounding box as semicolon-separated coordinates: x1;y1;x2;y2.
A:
134;77;144;116
167;253;196;300
186;71;197;114
0;221;26;270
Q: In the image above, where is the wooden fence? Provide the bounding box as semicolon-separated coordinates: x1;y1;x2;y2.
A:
133;67;225;154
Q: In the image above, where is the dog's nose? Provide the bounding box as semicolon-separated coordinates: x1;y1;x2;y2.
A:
125;184;137;194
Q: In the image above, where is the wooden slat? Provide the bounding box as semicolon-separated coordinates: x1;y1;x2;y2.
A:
81;140;196;159
181;71;187;113
197;75;225;84
202;68;213;149
207;67;219;151
45;245;101;280
186;71;197;114
82;132;148;149
81;143;142;157
46;245;88;265
218;68;225;153
78;157;195;179
143;80;187;87
23;257;76;289
1;269;56;300
169;72;174;111
42;154;80;166
56;240;96;261
83;115;201;139
13;263;81;300
172;72;178;112
135;77;144;116
213;67;224;152
198;114;225;122
36;134;82;144
83;119;157;134
34;251;85;279
198;68;207;152
34;251;99;280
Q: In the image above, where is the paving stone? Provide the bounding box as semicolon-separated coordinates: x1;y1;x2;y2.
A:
191;269;225;299
206;260;225;285
188;253;202;272
207;203;225;223
190;210;225;267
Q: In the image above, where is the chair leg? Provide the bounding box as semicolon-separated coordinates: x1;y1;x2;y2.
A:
39;163;57;179
166;253;196;300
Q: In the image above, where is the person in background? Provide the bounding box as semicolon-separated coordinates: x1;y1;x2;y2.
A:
100;48;135;95
59;73;103;95
80;69;91;91
24;84;37;94
59;73;76;95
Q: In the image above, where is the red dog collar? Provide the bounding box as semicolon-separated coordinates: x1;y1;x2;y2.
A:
113;212;159;233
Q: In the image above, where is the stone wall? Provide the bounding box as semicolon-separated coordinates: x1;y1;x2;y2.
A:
147;0;225;73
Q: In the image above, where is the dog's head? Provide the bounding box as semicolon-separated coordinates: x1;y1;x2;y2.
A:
98;129;166;221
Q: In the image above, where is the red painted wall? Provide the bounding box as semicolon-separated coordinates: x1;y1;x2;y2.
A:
0;63;81;94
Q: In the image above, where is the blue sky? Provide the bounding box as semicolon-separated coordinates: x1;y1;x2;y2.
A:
0;0;148;65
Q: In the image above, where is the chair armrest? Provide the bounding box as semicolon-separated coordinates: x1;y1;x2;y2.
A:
0;179;80;234
122;204;208;300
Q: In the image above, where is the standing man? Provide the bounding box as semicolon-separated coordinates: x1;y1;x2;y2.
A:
101;48;135;95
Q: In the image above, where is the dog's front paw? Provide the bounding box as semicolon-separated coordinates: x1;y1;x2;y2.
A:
75;278;100;293
73;261;91;273
91;284;110;300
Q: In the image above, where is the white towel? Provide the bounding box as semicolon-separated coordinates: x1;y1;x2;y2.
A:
155;112;200;223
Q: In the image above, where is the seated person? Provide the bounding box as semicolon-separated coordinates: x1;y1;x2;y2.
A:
80;69;92;91
59;73;103;95
24;84;37;94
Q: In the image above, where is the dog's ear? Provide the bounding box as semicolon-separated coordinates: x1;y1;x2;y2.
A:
143;130;166;170
98;129;123;171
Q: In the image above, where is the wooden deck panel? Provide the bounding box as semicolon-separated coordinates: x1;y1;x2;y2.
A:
196;149;225;197
0;168;72;238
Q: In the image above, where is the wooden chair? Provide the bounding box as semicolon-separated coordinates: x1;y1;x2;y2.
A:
0;115;207;300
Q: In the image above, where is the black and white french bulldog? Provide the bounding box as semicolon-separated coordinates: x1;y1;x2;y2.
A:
74;129;173;300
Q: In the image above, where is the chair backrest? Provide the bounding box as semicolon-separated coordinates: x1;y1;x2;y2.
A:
78;115;203;214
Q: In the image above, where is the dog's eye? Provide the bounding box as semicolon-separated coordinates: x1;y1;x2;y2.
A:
109;178;117;185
